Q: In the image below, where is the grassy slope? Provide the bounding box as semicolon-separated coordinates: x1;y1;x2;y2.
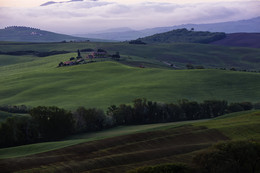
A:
196;110;260;140
0;110;259;173
0;54;38;66
0;42;260;69
0;53;259;109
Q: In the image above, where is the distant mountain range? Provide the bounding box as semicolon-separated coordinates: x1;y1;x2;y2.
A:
76;17;260;41
0;26;104;42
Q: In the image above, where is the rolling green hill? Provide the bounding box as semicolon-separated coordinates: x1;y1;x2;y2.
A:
0;26;105;42
0;51;259;110
0;110;259;172
134;28;226;44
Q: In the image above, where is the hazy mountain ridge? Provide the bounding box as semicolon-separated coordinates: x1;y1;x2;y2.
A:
77;17;260;41
134;28;226;44
210;33;260;48
0;26;104;42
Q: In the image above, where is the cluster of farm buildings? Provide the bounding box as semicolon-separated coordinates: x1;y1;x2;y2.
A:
58;49;115;67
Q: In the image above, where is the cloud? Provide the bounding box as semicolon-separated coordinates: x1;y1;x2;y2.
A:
0;0;259;34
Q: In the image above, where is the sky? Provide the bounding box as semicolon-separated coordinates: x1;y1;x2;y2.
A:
0;0;259;34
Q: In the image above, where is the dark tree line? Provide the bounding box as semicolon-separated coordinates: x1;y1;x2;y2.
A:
4;26;40;30
107;99;253;125
0;107;75;147
0;50;70;57
0;99;256;148
0;105;29;114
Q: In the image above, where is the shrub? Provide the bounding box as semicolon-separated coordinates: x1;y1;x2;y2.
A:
254;102;260;109
239;102;253;110
193;141;260;173
227;102;253;113
129;40;147;44
227;103;245;113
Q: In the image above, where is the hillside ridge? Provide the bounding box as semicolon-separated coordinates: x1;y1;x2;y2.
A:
0;26;104;42
132;28;226;44
210;33;260;48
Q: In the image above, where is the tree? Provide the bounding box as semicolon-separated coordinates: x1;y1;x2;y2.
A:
0;116;38;148
227;103;245;113
74;107;110;132
97;48;107;53
30;106;74;140
132;98;148;124
58;62;64;67
129;40;146;44
112;52;120;61
239;102;253;110
167;103;182;121
200;100;228;118
178;100;201;120
186;64;194;69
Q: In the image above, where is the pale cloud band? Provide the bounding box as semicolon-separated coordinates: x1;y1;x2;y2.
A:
0;0;259;34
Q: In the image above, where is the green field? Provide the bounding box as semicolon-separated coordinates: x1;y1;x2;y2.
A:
0;53;259;110
0;38;260;172
196;110;260;140
0;42;260;110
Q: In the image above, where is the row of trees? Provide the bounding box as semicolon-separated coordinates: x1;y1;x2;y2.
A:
0;99;257;148
107;99;254;125
0;105;29;113
0;107;75;147
0;50;69;57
